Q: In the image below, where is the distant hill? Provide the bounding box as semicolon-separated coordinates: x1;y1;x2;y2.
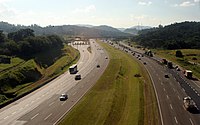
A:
93;25;121;32
0;22;132;38
130;25;151;30
133;21;200;49
122;25;151;35
123;28;138;35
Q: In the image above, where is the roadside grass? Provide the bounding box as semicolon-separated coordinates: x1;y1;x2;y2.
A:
59;41;159;125
154;49;200;79
0;57;24;71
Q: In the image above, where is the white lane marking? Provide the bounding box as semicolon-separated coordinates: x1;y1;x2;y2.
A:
44;113;52;121
170;104;173;110
73;92;77;96
61;101;66;106
189;118;194;125
182;88;185;92
166;95;169;99
163;88;166;92
173;88;176;92
174;117;178;124
49;102;55;106
12;112;16;115
31;101;34;104
31;113;39;120
25;104;29;107
178;95;181;100
161;82;163;85
4;116;9;120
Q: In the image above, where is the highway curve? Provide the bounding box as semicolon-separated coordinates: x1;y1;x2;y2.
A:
0;39;109;125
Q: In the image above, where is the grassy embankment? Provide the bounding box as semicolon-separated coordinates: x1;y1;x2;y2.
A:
0;45;79;105
59;41;159;125
153;49;200;79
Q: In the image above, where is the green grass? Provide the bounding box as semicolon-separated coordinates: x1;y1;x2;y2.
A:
153;49;200;79
0;57;24;71
59;41;159;125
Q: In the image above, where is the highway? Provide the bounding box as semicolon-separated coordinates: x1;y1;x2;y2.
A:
0;39;109;125
108;41;200;125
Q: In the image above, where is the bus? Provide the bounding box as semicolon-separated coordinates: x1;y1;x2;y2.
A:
69;64;78;74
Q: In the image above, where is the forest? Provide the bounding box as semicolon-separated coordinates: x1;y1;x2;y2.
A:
132;21;200;49
0;28;64;57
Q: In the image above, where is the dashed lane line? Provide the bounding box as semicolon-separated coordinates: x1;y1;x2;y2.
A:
174;117;178;124
31;113;39;120
170;104;173;110
44;113;52;121
189;118;194;125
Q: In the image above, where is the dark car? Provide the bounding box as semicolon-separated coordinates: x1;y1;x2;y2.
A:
97;64;100;68
59;93;68;101
164;74;169;78
75;74;81;80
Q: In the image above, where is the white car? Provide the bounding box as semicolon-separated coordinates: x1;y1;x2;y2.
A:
59;93;68;101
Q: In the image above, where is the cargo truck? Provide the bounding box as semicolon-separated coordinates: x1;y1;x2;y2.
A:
184;70;193;79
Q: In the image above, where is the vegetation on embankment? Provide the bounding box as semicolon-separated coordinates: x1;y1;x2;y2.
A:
0;45;79;106
0;28;80;106
154;49;200;79
59;41;159;125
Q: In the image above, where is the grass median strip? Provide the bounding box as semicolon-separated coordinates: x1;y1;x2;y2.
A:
59;41;158;125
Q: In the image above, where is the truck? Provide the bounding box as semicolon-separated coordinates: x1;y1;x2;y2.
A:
69;64;78;74
167;61;173;68
183;96;198;112
161;58;168;64
184;70;193;79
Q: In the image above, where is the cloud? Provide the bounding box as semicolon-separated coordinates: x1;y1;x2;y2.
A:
180;1;195;7
194;0;200;2
138;1;152;6
73;5;96;14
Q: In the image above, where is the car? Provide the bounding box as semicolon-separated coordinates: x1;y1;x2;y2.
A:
176;68;180;71
75;74;81;80
59;93;68;101
143;62;146;65
97;64;100;68
105;56;108;59
164;74;169;78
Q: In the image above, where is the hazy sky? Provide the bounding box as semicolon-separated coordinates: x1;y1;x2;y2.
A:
0;0;200;28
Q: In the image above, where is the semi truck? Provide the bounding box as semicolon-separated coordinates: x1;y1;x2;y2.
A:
184;70;193;79
69;64;78;74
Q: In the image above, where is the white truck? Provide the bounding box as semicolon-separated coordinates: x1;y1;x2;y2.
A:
69;64;78;74
184;70;193;79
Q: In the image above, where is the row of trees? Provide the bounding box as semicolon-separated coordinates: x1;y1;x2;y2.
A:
0;29;64;57
132;22;200;49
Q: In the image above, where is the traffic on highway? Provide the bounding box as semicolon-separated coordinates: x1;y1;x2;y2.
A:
0;40;109;125
107;40;200;125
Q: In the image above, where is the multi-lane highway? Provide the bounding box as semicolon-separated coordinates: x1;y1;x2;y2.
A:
0;39;109;125
109;41;200;125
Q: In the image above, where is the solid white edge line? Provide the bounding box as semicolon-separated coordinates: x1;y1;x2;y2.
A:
146;67;164;125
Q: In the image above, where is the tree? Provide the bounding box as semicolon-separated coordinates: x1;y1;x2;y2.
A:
176;50;183;57
8;28;35;42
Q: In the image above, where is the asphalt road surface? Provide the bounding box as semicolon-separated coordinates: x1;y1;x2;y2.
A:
108;41;200;125
0;39;109;125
